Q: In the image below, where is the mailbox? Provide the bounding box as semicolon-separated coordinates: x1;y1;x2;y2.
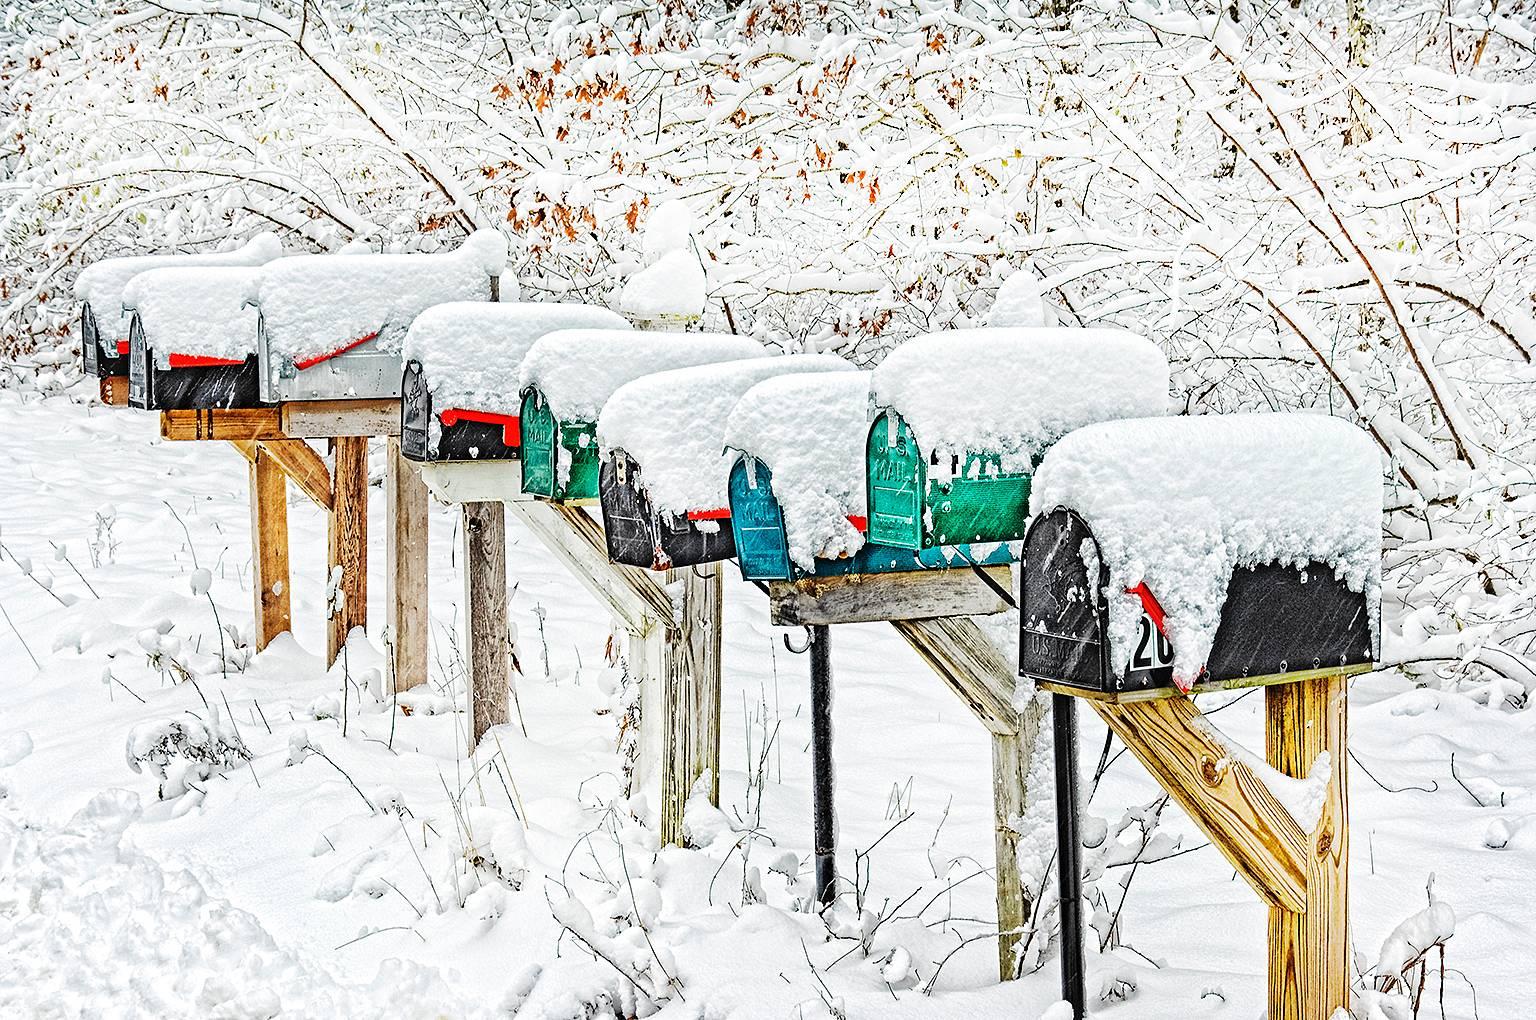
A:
74;233;282;380
400;302;629;463
518;329;766;503
254;230;506;404
723;371;1015;583
865;327;1169;550
596;354;853;570
1017;414;1381;696
122;266;265;411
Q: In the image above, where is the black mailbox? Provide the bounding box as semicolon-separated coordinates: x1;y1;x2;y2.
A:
600;451;739;570
400;359;520;462
122;266;267;411
1020;508;1376;695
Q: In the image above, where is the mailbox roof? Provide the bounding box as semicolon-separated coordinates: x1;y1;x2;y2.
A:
403;302;629;417
724;371;873;570
598;354;855;516
121;266;263;368
869;327;1168;469
73;233;282;349
1030;413;1382;687
519;329;765;423
254;229;507;365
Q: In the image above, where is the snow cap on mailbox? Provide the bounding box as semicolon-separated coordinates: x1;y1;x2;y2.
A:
254;229;507;367
1023;413;1382;693
598;353;855;519
121;266;265;369
75;233;283;354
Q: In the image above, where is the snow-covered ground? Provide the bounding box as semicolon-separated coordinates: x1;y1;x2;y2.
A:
0;392;1529;1019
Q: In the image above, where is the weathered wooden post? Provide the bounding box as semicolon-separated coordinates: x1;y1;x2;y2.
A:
326;435;369;663
386;438;430;690
1018;414;1380;1019
462;500;510;744
248;444;292;649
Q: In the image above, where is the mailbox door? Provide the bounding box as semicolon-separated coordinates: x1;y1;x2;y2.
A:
928;453;1031;547
866;412;925;550
400;362;432;461
82;306;100;376
600;452;663;569
1019;509;1113;691
127;319;151;409
728;458;794;581
519;391;558;497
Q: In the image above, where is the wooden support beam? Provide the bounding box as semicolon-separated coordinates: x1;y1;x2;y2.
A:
660;563;723;844
503;500;674;636
326;436;369;664
1090;695;1309;912
1266;673;1349;1020
161;407;283;442
387;440;430;692
891;615;1041;980
769;565;1010;626
463;501;509;746
99;376;129;406
246;443;291;650
257;439;332;510
282;398;400;438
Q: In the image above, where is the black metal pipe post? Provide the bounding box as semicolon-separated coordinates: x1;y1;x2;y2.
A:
810;624;836;908
1052;692;1087;1017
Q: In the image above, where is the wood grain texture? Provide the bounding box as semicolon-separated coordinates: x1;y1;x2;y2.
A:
326;436;369;664
1091;695;1309;911
99;375;130;406
504;500;675;635
257;439;333;510
769;565;1010;626
1039;663;1373;704
1266;674;1349;1020
891;616;1019;734
991;730;1031;979
161;407;283;441
280;398;400;438
660;564;723;845
248;445;291;650
387;440;430;692
462;501;509;746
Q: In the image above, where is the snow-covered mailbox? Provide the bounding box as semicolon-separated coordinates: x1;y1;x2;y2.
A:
517;330;765;503
1019;414;1381;697
121;266;266;410
400;302;629;466
254;230;506;403
724;372;1014;596
75;233;282;382
865;327;1168;551
596;354;854;570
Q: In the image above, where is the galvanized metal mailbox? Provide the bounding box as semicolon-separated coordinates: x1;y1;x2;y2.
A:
399;302;629;464
1017;414;1382;697
597;355;853;570
122;266;265;411
518;329;766;503
865;327;1169;550
74;233;282;380
255;230;506;404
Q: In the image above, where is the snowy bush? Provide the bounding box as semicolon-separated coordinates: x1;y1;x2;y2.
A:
125;710;250;800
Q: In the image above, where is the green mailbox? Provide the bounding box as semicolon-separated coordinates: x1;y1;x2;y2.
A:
517;329;766;503
865;327;1170;550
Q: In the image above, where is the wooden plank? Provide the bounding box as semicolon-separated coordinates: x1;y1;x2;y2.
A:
1266;673;1349;1020
326;436;369;664
99;375;129;406
255;438;332;510
463;501;509;745
503;500;675;636
768;565;1011;626
991;729;1031;979
660;564;723;845
161;407;283;442
248;445;291;650
1038;663;1373;704
387;440;430;692
1091;695;1308;911
281;398;400;438
417;460;532;505
891;616;1020;734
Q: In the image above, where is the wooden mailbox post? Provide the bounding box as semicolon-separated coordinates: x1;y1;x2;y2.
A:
1020;507;1376;1019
